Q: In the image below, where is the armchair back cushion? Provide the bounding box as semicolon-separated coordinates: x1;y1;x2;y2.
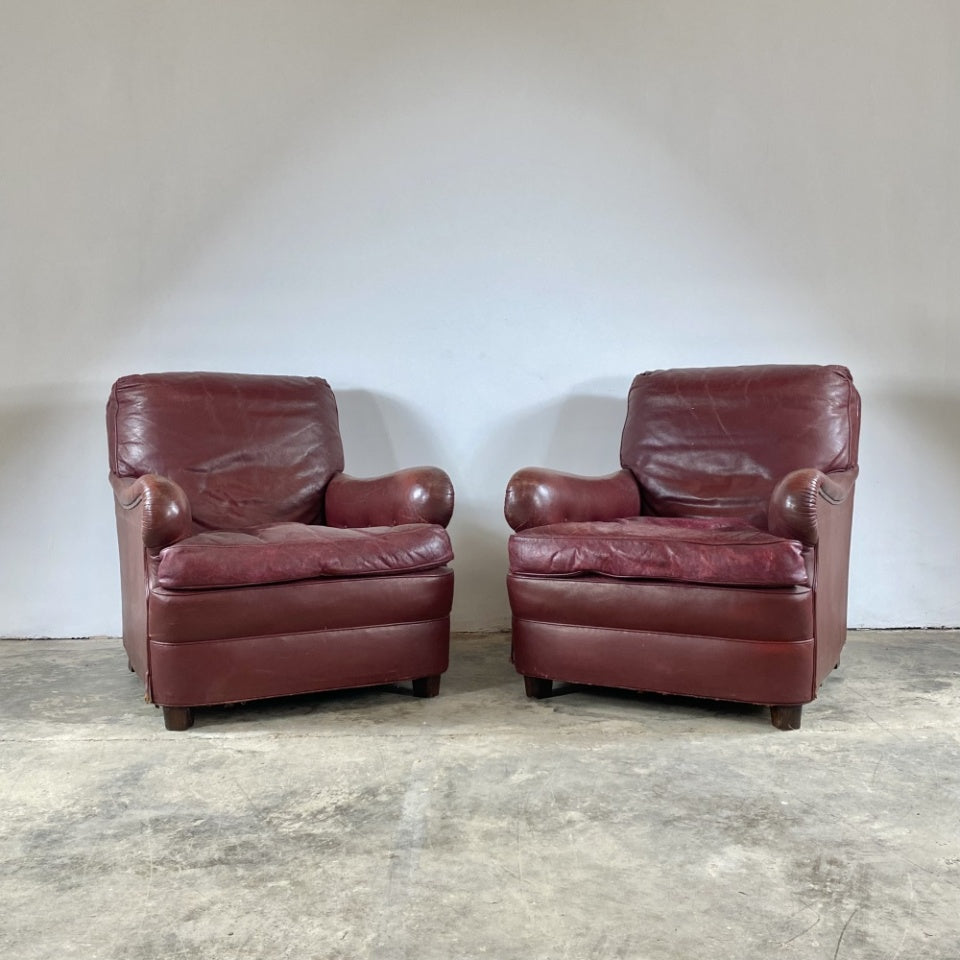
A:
620;364;860;527
107;372;344;531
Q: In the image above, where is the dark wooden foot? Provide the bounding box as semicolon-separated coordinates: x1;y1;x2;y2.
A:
770;705;802;730
412;675;441;698
162;706;194;731
524;676;553;699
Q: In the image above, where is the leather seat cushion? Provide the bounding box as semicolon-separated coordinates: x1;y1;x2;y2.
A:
158;522;454;590
508;516;807;587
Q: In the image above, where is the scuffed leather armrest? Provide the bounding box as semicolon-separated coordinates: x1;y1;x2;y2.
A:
504;467;641;532
324;467;455;528
768;467;858;546
110;473;193;552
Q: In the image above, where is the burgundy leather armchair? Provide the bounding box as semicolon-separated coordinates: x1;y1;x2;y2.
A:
107;372;454;730
504;365;860;729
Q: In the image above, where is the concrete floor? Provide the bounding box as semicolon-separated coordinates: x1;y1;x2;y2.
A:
0;631;958;960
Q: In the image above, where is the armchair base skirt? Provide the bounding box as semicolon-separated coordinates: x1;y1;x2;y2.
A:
509;574;821;714
127;567;454;718
147;618;451;709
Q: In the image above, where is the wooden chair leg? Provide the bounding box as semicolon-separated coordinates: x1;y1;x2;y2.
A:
524;676;553;699
162;706;194;731
412;675;441;698
770;705;802;730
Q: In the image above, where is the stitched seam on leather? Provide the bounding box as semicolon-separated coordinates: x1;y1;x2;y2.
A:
516;535;795;546
152;565;453;595
166;531;451;549
510;574;806;587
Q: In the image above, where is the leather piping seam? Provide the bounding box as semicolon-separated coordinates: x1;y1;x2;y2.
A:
157;560;455;591
508;570;808;588
507;574;810;598
149;616;451;646
151;565;453;596
515;618;814;645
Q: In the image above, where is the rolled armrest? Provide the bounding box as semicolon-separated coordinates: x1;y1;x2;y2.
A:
504;467;641;532
324;467;455;528
110;473;193;551
768;467;858;546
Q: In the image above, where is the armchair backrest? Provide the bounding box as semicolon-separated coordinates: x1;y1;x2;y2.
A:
107;372;344;531
620;364;860;527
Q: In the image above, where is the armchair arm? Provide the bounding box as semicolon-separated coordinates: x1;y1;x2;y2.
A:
768;467;858;546
504;467;641;532
110;473;193;552
324;467;454;528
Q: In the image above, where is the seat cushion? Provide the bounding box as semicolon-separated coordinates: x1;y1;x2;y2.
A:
508;516;807;587
157;522;453;590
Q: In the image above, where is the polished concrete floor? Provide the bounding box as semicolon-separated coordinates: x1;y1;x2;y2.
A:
0;630;958;960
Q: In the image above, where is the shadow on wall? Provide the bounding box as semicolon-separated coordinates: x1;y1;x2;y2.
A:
473;380;629;488
552;392;628;466
0;385;119;636
863;383;960;532
334;389;450;478
443;511;512;632
879;385;960;470
456;381;630;630
334;389;495;631
334;387;526;632
0;384;112;508
840;379;960;627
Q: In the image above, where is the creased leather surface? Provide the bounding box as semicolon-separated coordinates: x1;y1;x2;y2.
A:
108;372;344;531
158;522;453;589
509;516;807;586
620;364;860;527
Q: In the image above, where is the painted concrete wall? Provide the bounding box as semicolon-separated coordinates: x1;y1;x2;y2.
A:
2;1;958;634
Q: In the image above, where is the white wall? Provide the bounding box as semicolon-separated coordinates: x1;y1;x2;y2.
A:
2;1;958;635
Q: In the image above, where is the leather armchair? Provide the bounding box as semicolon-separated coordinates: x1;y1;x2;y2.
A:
504;365;860;730
107;372;454;730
